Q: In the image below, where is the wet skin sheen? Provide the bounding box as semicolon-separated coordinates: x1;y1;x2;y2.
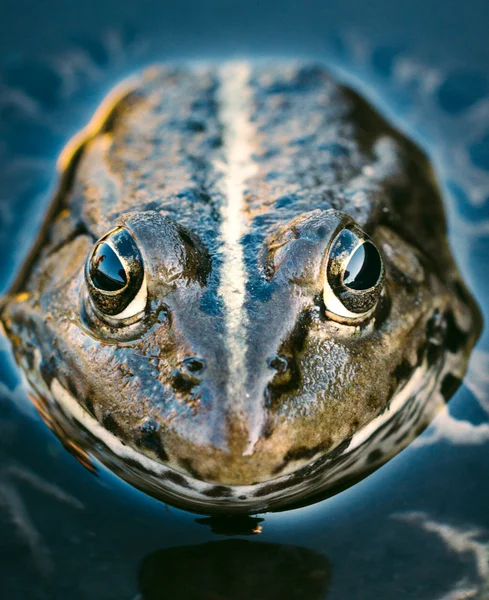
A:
0;63;481;513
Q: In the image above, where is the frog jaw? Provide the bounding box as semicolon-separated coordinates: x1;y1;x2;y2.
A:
41;346;448;515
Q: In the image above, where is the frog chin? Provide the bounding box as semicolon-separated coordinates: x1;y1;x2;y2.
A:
39;346;452;515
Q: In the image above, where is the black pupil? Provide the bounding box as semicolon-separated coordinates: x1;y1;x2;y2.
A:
344;242;381;290
90;243;127;292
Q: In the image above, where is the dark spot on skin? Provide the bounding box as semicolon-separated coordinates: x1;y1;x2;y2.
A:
254;148;279;161
325;438;351;460
444;310;469;353
260;417;275;440
317;142;351;157
426;341;444;367
142;200;165;212
264;170;280;182
190;95;217;113
102;412;124;438
119;456;155;473
179;458;202;480
184;119;206;133
56;366;97;418
395;431;410;446
163;470;191;489
179;230;196;248
289;134;316;147
176;187;212;206
274;194;297;209
203;486;233;498
454;280;474;305
371;291;391;330
253;477;295;498
284;444;327;463
392;359;414;384
415;423;427;437
200;289;224;316
83;395;95;418
298;437;349;475
184;154;207;175
40;360;55;388
366;394;381;410
416;343;426;366
199;191;212;203
380;417;403;441
63;372;88;411
250;214;275;229
135;418;168;461
367;449;383;464
440;373;462;402
207;135;222;149
272;443;328;475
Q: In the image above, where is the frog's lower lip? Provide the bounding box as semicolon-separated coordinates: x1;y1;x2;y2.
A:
46;351;445;514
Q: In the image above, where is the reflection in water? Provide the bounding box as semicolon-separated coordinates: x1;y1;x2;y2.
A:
0;345;85;576
139;540;331;600
395;512;489;598
412;350;489;448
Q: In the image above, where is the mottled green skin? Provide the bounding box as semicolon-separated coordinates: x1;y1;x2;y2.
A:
0;64;481;496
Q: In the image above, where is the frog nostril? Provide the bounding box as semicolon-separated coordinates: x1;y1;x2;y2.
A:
181;356;206;374
268;355;293;388
172;357;206;392
266;354;300;397
268;355;290;374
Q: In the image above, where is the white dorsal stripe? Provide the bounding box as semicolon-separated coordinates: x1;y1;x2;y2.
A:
216;62;258;452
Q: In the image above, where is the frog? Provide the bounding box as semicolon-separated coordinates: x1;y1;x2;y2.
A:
0;62;482;514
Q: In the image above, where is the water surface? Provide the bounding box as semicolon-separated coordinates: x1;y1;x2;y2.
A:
1;2;489;598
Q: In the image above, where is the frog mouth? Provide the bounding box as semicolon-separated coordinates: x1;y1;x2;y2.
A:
40;348;452;515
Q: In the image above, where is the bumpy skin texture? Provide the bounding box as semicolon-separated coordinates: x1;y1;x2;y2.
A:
0;64;481;498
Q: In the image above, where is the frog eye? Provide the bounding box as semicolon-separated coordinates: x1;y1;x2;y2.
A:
85;227;147;321
323;226;384;323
